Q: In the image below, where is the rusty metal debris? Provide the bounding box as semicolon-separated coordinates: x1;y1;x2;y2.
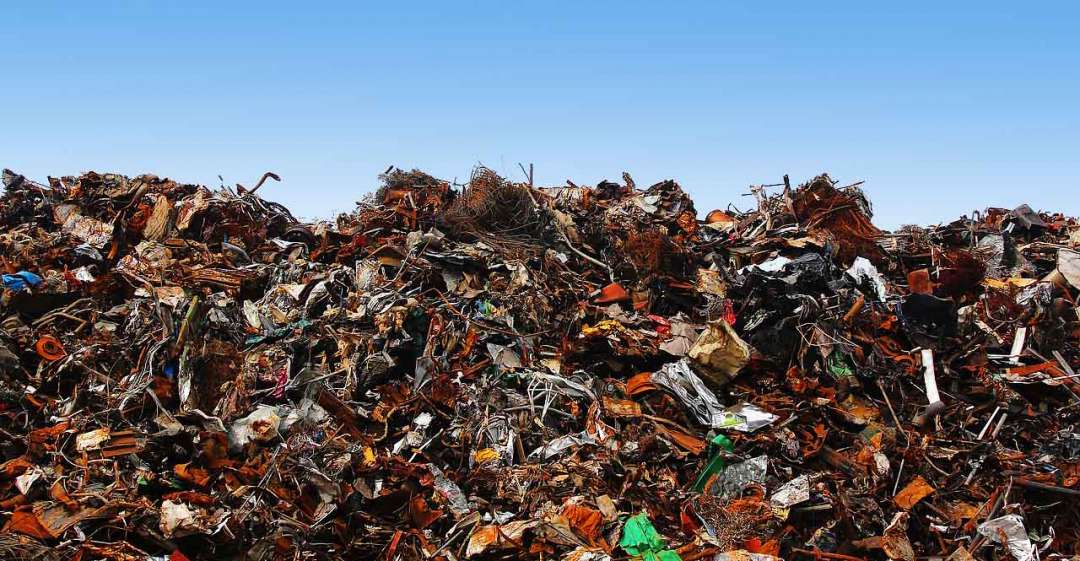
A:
1;166;1080;560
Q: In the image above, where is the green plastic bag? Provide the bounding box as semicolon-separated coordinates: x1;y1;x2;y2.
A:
826;351;855;379
619;513;683;561
691;434;734;492
619;513;682;561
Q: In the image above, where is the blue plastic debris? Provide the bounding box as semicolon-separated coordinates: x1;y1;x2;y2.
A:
2;271;43;292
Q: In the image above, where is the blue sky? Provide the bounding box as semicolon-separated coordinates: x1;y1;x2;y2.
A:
3;2;1078;227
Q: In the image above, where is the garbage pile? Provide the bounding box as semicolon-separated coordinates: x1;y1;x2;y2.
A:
2;166;1080;561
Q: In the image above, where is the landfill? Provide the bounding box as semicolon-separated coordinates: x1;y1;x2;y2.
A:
1;166;1080;561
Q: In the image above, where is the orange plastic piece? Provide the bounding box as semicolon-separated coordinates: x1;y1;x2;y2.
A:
705;209;734;225
907;268;932;294
625;372;656;396
35;335;66;361
594;282;630;304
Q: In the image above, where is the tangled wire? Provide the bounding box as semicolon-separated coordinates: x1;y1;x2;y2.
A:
439;167;543;242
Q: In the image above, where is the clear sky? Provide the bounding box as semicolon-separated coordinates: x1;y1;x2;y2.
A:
3;2;1078;228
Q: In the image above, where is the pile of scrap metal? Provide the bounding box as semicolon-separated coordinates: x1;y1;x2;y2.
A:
1;165;1079;561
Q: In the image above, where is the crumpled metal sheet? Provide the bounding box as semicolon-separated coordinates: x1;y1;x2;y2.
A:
846;256;887;301
709;455;768;498
770;474;811;508
687;320;751;385
978;515;1036;561
54;204;113;248
717;402;779;433
650;359;727;428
